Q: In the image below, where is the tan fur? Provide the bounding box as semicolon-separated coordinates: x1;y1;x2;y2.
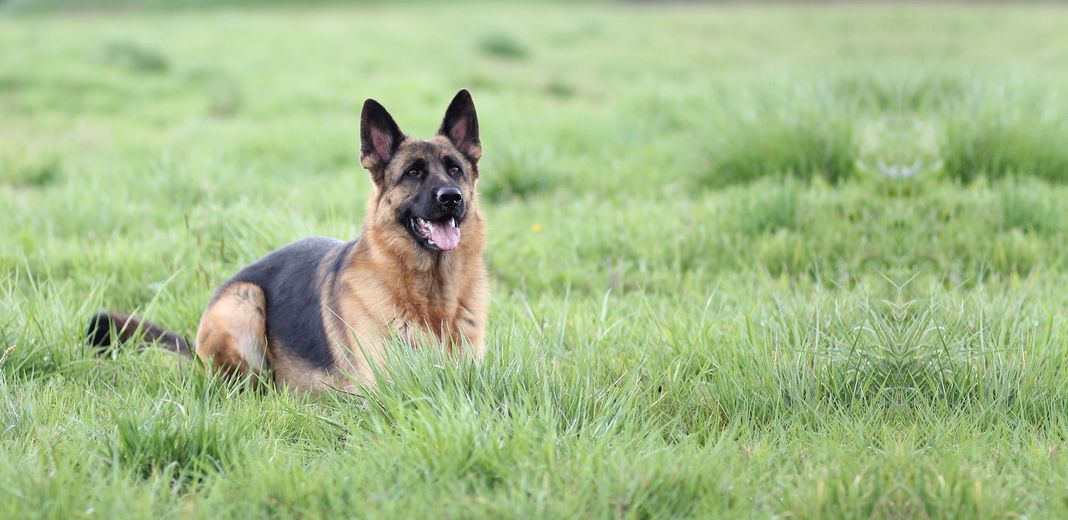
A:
267;340;335;393
194;282;268;379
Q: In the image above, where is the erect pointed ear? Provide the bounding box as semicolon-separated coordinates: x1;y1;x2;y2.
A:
438;89;482;162
360;99;406;175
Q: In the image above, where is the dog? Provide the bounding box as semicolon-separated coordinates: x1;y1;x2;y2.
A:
87;89;489;392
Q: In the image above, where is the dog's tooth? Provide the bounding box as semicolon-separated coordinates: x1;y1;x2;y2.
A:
450;218;456;228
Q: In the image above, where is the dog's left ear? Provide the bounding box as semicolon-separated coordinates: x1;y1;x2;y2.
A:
438;89;482;163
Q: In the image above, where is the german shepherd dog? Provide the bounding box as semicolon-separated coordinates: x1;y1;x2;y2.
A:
87;90;489;392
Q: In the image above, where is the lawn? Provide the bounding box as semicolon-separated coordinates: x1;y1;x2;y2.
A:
3;2;1068;518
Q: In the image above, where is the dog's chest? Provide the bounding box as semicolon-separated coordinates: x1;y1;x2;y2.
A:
391;299;459;343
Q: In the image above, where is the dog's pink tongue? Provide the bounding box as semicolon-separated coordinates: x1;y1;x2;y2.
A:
428;220;461;251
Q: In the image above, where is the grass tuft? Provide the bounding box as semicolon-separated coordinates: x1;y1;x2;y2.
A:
101;40;170;74
0;156;61;188
480;146;558;202
702;89;858;186
476;32;529;60
107;404;250;482
942;102;1068;183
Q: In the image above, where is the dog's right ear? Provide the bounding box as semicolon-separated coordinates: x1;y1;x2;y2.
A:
360;99;406;180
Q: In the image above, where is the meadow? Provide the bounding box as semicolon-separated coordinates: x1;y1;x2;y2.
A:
3;3;1068;518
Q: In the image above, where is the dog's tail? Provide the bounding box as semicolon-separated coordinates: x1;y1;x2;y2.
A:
86;311;194;358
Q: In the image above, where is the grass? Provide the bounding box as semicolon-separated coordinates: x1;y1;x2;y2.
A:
3;2;1068;518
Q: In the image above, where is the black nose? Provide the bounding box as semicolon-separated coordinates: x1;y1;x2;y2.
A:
436;187;462;206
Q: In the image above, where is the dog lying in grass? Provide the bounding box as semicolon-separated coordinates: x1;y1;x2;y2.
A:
88;90;489;392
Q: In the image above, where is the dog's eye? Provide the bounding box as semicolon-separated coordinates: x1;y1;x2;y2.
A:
406;169;422;178
448;166;461;176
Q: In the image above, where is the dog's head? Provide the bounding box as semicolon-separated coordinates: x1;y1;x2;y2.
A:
360;90;482;254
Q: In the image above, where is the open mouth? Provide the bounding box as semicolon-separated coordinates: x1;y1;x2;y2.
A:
409;216;461;252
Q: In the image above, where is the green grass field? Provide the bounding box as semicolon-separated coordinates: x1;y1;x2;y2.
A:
4;3;1068;518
